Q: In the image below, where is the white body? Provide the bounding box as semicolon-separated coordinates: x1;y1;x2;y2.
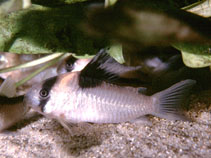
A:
44;72;154;123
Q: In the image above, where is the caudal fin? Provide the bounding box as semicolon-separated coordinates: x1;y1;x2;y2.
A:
152;79;196;121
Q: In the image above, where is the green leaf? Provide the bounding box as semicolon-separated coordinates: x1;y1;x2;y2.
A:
0;3;101;55
173;43;211;68
173;0;211;68
107;43;124;64
105;0;118;7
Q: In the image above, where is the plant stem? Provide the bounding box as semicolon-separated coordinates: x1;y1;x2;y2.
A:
15;53;65;88
0;53;65;74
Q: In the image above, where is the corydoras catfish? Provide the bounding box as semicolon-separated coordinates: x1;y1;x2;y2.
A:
24;50;195;131
0;95;29;131
57;53;145;79
57;54;91;74
57;49;207;94
56;51;151;87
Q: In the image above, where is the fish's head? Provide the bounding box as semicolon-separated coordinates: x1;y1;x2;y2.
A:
24;83;46;114
57;55;77;74
57;55;91;75
23;76;58;115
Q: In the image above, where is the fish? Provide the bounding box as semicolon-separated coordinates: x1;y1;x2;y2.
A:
57;54;91;74
84;0;211;48
56;49;210;95
0;95;29;131
122;46;183;75
57;47;181;77
122;46;211;94
0;76;29;131
56;51;151;87
24;49;195;131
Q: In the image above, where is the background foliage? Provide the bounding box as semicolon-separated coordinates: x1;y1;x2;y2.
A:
0;0;210;68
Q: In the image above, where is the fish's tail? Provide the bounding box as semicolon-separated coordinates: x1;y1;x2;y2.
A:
152;79;196;121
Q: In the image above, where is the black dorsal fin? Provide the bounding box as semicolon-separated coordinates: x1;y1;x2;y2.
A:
79;49;149;88
79;49;119;88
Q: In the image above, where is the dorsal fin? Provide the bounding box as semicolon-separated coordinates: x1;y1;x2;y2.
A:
79;49;118;88
79;49;149;88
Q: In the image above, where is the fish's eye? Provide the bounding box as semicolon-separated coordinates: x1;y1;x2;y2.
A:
39;89;49;98
66;62;72;68
65;62;73;71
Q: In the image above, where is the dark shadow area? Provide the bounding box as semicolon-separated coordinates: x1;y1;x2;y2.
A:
189;90;211;110
122;46;211;95
64;134;102;156
47;121;105;157
84;0;211;50
31;0;200;9
7;112;43;131
31;0;104;8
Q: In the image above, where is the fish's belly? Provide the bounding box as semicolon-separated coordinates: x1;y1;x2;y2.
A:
66;86;149;124
70;106;139;124
69;104;141;124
